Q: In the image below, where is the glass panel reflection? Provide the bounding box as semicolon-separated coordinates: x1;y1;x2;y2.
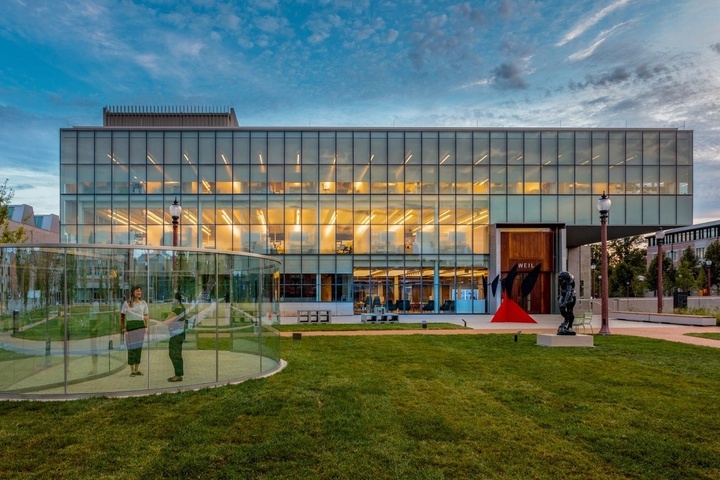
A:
0;245;280;399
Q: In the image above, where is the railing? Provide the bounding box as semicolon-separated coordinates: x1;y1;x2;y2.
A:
0;244;281;399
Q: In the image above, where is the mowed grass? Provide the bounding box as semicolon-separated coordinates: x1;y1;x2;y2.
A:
686;332;720;341
1;333;720;479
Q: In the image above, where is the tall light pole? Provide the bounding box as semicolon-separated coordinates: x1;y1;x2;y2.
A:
169;197;182;279
656;228;665;313
706;259;712;295
170;197;182;248
597;192;611;335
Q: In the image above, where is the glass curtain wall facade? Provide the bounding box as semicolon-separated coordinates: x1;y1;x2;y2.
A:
60;128;693;314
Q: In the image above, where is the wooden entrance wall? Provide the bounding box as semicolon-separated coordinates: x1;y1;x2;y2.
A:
500;230;555;314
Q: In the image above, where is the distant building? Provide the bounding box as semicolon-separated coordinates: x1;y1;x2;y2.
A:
646;220;720;264
7;204;60;243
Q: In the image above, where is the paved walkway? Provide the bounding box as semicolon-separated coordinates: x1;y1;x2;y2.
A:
279;314;720;348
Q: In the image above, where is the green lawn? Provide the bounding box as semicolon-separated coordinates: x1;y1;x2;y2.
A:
686;332;720;341
1;333;719;479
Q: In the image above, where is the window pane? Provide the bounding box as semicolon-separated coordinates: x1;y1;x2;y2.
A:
422;131;438;164
541;196;557;222
575;131;591;165
164;132;181;164
558;132;574;164
199;132;214;164
473;132;489;165
490;132;506;164
303;131;319;164
660;131;677;165
541;165;556;194
591;131;608;164
319;132;336;164
541;131;557;165
524;132;540;164
643;131;659;165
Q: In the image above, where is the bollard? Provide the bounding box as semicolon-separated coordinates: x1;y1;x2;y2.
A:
12;310;19;334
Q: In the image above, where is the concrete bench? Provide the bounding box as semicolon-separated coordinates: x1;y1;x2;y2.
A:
612;311;716;326
361;313;398;323
297;310;332;324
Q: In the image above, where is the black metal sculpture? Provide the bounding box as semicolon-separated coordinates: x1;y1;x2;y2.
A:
557;271;577;335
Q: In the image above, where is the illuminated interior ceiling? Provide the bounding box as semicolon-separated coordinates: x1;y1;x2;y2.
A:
353;268;487;278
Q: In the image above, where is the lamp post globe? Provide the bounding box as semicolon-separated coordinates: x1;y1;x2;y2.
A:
596;192;611;335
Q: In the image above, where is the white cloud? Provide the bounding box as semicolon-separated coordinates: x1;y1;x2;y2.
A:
4;167;59;215
556;0;630;47
567;22;629;61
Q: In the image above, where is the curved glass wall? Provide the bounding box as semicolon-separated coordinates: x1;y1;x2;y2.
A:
0;244;281;400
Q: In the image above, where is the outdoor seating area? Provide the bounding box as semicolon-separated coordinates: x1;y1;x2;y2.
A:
357;296;414;314
296;310;332;324
360;313;400;323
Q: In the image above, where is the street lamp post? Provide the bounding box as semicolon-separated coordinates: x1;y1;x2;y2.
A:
656;228;665;313
706;259;712;295
170;197;182;248
596;192;612;335
169;198;182;282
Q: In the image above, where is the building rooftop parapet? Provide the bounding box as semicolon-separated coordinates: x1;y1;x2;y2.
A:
102;105;238;127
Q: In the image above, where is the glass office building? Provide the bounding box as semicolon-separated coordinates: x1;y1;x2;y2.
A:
59;107;693;315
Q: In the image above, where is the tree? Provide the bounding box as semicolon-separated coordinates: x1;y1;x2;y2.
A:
679;246;700;278
608;236;648;270
675;263;696;293
696;267;708;294
645;254;675;296
610;262;636;297
677;246;700;294
0;179;27;243
594;236;648;297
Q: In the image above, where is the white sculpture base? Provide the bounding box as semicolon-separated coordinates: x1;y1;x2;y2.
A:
537;334;594;347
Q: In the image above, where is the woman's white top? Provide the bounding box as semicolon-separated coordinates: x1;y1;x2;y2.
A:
121;300;148;322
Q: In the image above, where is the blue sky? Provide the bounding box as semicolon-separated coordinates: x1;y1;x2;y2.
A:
2;0;719;223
